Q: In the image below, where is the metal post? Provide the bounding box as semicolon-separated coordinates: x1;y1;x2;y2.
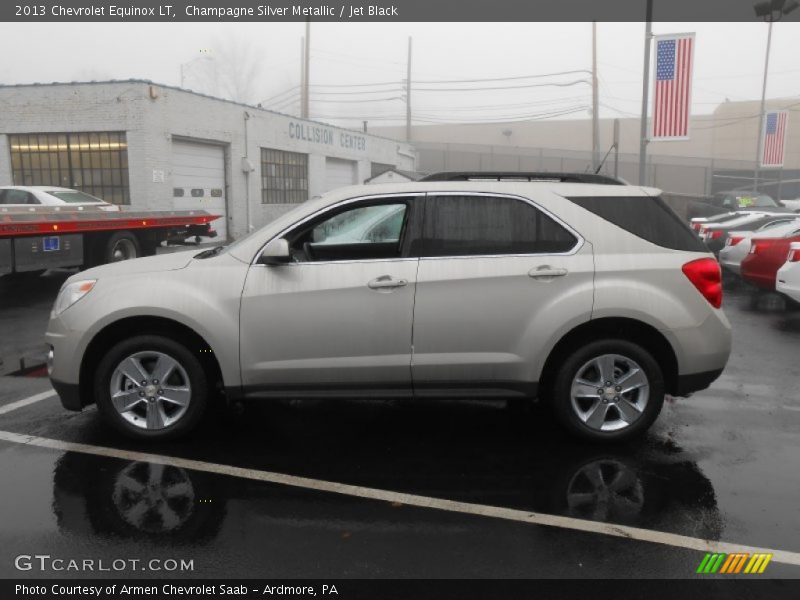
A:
613;118;620;178
406;37;413;142
302;20;311;119
592;22;600;169
300;36;305;117
754;19;773;192
638;0;653;186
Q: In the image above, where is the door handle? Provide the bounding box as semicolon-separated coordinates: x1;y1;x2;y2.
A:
368;275;408;290
528;266;568;279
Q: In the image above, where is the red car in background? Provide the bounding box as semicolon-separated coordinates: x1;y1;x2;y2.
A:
741;233;800;290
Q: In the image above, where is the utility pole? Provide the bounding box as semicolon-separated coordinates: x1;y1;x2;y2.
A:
300;36;305;117
406;36;413;142
638;0;653;186
754;20;773;192
302;20;311;119
613;118;620;179
592;22;600;170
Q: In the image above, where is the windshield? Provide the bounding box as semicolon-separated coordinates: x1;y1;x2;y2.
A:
47;190;107;204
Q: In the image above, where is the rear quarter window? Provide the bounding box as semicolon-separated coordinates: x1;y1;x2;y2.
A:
566;195;707;252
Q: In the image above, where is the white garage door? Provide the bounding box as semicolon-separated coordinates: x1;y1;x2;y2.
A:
324;157;357;193
171;140;227;241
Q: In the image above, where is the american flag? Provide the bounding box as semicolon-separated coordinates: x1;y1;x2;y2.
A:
761;111;788;168
652;35;694;140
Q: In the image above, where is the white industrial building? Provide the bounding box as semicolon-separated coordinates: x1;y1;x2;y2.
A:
0;80;417;240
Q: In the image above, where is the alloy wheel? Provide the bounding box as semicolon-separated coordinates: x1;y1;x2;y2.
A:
109;351;192;430
569;353;650;432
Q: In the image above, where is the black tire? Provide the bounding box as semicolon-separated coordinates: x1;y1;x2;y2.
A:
103;231;141;264
94;335;208;441
550;339;665;442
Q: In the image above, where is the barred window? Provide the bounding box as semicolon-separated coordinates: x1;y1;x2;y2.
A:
261;148;308;204
8;132;129;205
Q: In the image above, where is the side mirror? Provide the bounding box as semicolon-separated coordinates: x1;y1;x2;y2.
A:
259;238;291;265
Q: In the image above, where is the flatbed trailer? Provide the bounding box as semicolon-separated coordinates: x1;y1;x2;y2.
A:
0;206;221;275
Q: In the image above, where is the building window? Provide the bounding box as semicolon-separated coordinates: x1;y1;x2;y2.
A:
261;148;308;204
8;132;130;205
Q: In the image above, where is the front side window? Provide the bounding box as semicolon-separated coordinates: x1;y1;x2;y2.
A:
420;195;577;257
285;200;409;262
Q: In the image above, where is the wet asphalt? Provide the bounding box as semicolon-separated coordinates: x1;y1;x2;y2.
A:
0;271;799;579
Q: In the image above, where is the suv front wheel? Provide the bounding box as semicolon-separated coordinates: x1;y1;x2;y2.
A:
551;340;665;442
94;335;209;440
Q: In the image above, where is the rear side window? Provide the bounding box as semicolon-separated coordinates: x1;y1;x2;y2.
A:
420;195;578;257
566;195;706;252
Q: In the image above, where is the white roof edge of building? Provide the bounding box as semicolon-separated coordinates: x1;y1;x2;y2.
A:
0;79;414;147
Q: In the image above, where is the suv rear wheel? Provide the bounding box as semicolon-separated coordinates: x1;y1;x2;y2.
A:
94;335;208;440
551;339;665;442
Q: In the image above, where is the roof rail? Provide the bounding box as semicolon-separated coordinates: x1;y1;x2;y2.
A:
419;171;626;185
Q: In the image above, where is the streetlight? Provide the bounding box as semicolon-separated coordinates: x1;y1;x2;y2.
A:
752;0;797;191
180;49;213;88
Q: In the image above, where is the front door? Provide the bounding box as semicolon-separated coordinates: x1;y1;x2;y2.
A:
239;196;420;396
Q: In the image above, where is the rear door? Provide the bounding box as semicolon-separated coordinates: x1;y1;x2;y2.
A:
411;193;594;396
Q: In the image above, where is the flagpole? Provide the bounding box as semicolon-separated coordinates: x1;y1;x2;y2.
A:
754;19;773;192
638;0;653;187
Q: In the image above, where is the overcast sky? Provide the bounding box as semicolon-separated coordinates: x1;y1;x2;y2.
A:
1;21;798;127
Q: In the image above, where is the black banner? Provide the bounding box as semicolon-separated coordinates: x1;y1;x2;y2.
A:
4;579;800;600
1;0;796;23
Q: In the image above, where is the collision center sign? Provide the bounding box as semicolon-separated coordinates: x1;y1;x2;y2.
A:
289;121;367;152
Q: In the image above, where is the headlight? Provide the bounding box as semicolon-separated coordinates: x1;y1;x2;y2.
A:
52;279;96;316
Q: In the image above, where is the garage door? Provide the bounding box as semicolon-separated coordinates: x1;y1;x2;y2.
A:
171;140;227;241
324;157;357;193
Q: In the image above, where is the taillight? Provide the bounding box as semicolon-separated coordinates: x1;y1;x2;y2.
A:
708;230;723;240
692;222;703;231
726;236;744;246
682;258;722;309
750;242;760;254
788;248;800;263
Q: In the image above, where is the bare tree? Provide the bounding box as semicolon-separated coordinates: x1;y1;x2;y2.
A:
193;35;262;104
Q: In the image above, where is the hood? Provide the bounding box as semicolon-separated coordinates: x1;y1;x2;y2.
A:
77;249;197;280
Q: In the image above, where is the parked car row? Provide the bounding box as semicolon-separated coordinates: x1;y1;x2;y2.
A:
690;210;800;305
687;190;795;220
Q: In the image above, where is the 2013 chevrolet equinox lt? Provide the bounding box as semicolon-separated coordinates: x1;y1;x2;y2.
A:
46;173;732;442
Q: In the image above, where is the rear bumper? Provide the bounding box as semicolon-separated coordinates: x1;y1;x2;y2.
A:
50;378;84;411
674;368;724;396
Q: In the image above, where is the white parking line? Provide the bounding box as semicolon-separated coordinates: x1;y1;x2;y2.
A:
0;428;798;567
0;390;56;416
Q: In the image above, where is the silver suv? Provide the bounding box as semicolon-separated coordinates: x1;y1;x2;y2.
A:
46;173;731;442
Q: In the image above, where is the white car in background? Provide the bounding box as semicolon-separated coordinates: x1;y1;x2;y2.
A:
776;242;800;304
779;199;800;213
719;219;800;275
0;186;119;211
